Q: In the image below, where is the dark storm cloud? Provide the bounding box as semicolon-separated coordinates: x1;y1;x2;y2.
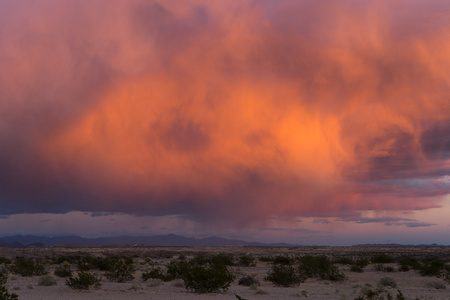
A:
339;216;437;228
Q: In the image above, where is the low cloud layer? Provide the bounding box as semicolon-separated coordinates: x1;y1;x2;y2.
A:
1;0;449;228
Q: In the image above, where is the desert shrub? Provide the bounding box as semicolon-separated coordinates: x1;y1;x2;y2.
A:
266;264;303;287
371;254;394;264
65;271;101;290
384;266;395;272
419;259;445;277
272;255;293;265
298;255;345;281
72;255;125;272
350;258;370;273
395;290;405;300
237;255;256;267
38;274;57;286
378;277;397;288
104;259;135;282
0;273;18;300
9;257;46;277
398;257;420;271
0;257;11;265
142;267;168;282
182;259;234;293
258;256;273;263
209;253;235;267
54;263;72;278
238;275;258;286
397;264;409;272
334;256;354;265
166;258;189;280
375;264;395;272
355;286;397;300
53;255;76;265
426;281;446;289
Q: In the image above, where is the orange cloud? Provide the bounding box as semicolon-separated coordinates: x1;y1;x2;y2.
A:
1;0;449;227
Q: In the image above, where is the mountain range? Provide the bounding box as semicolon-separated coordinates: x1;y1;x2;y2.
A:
0;234;297;248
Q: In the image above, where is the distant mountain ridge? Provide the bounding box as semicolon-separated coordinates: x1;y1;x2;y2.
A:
0;234;297;247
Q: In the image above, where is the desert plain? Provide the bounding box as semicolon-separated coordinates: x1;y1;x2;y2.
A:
1;245;449;300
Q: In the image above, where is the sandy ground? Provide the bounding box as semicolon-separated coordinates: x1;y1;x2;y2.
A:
1;246;450;299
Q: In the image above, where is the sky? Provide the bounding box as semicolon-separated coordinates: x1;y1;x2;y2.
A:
0;0;449;246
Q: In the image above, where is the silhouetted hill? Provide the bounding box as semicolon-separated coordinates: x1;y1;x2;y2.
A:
352;243;444;247
0;240;25;248
0;234;298;247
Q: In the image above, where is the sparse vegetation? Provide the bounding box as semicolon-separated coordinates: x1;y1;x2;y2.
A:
65;271;101;290
0;257;11;265
371;254;395;264
53;263;72;278
375;264;395;272
298;255;346;281
238;274;259;286
419;258;445;277
272;255;294;265
0;247;448;298
104;258;135;282
350;258;370;273
9;257;46;277
38;274;57;286
182;256;235;293
426;281;446;289
236;255;256;267
142;266;168;282
166;258;189;280
378;277;397;288
266;264;303;287
0;273;19;300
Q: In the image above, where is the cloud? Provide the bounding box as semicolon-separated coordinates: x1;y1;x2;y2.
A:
262;228;323;235
340;216;437;228
0;0;449;229
397;222;437;228
312;219;332;224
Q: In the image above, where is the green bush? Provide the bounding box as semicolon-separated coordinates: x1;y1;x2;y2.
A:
38;274;57;286
142;267;168;282
0;257;11;265
65;271;101;290
375;264;395;272
378;277;397;288
236;255;256;267
334;256;354;265
259;256;273;263
419;259;445;277
166;258;188;280
355;286;391;300
298;255;345;281
0;273;18;300
9;257;46;277
182;259;234;293
209;253;235;267
104;259;135;282
54;263;72;278
266;264;303;287
371;254;394;264
426;281;446;289
398;257;420;271
350;258;370;273
238;275;258;286
272;255;294;265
